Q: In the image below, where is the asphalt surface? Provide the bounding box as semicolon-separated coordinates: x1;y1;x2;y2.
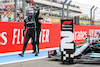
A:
0;58;100;67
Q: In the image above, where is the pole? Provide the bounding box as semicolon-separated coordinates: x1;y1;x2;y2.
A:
67;1;72;19
62;0;68;19
23;0;25;20
90;6;95;25
62;4;64;19
14;0;17;21
50;0;52;16
93;7;97;21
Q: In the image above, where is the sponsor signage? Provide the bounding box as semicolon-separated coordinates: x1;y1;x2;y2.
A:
0;22;60;53
0;22;100;53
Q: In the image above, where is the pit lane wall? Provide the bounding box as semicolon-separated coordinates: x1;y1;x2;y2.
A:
0;21;100;53
74;25;100;45
0;22;60;53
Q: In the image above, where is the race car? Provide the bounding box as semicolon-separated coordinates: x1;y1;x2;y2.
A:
48;37;100;63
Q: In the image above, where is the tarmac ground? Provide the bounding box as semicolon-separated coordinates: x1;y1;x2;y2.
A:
0;58;100;67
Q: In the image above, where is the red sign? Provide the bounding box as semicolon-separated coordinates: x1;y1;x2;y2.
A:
74;25;100;45
0;22;100;53
0;22;60;53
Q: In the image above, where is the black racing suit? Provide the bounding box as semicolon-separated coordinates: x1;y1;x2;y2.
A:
22;10;40;54
33;16;43;52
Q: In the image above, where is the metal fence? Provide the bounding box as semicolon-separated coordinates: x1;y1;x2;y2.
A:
71;1;100;25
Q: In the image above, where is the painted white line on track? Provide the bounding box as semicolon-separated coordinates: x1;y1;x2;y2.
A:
0;56;47;66
0;47;59;56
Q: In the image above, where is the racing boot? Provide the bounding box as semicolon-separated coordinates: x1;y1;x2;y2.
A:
35;52;38;56
32;50;39;53
19;53;24;57
32;51;36;53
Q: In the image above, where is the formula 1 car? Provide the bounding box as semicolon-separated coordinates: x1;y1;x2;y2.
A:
48;36;100;63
